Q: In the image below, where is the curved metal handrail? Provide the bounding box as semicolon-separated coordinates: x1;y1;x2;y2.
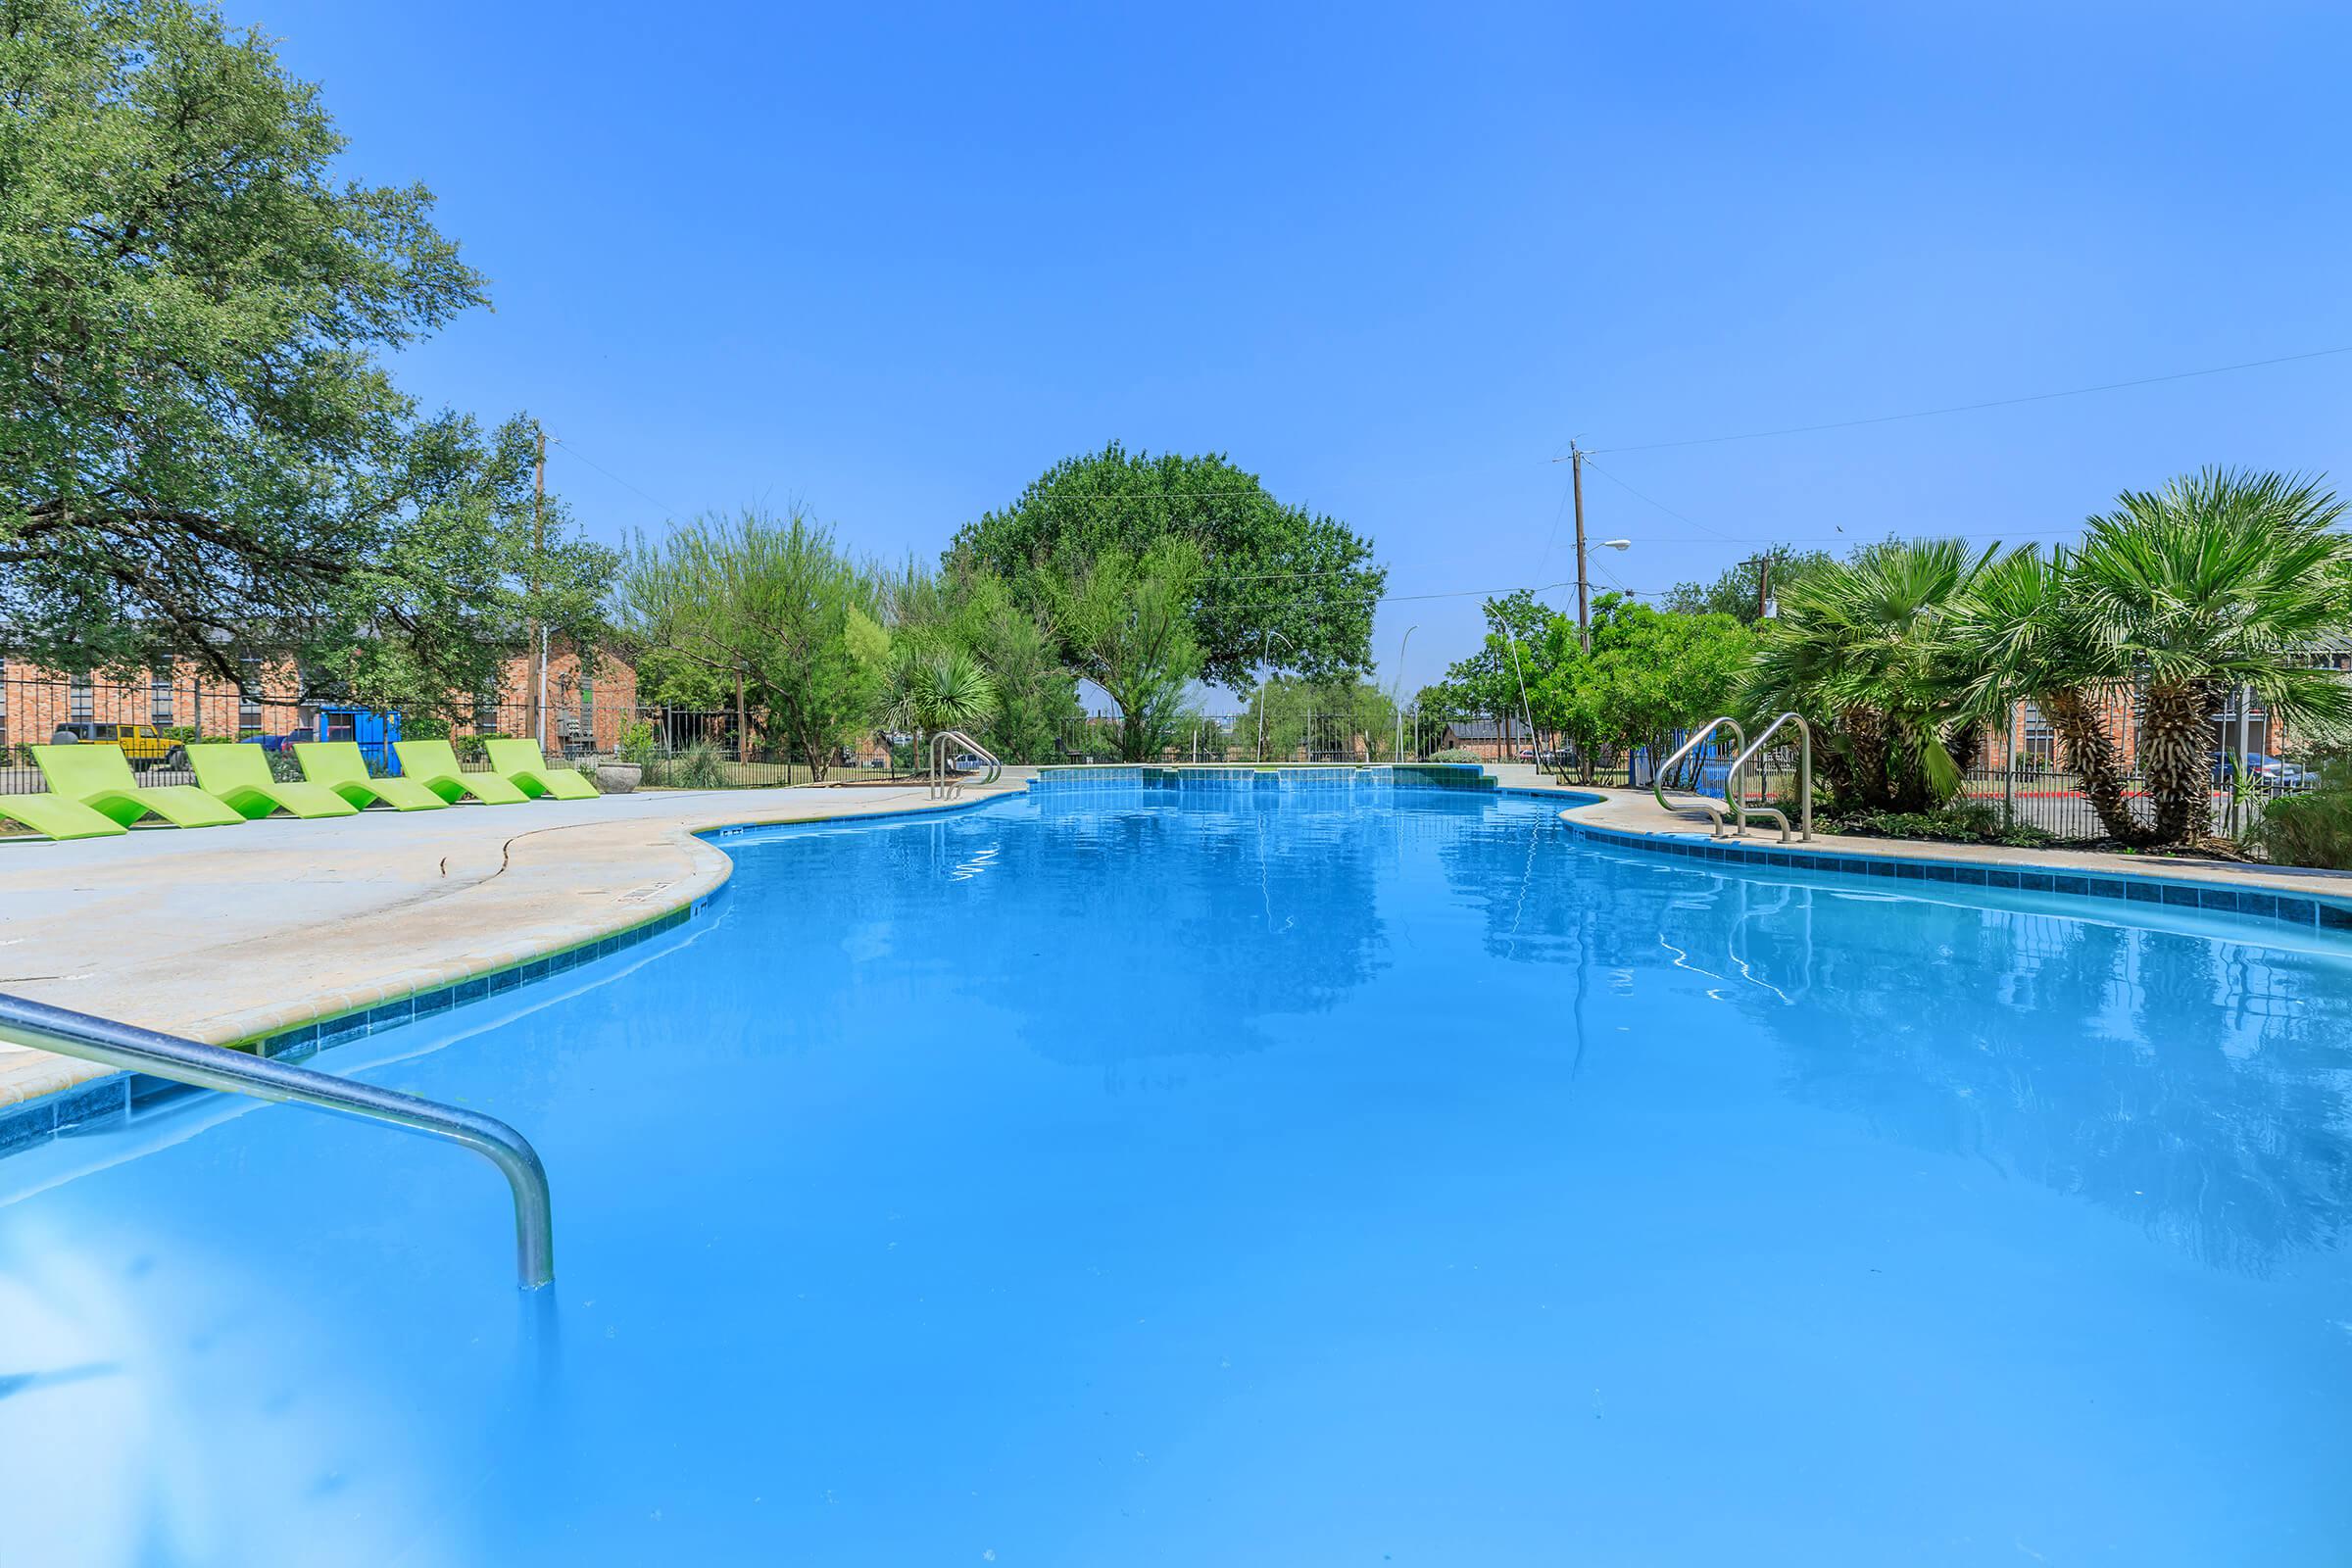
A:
929;730;1003;799
1651;717;1746;838
1724;712;1813;843
0;992;555;1290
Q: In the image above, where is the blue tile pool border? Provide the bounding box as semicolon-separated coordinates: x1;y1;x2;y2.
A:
1557;816;2352;936
0;792;1014;1162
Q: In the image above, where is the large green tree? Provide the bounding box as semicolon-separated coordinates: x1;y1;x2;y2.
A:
0;0;596;695
1531;594;1752;781
948;442;1385;690
612;509;882;779
1040;537;1204;760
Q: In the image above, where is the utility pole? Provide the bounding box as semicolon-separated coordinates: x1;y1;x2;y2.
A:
1740;551;1777;622
529;420;547;751
1570;442;1592;653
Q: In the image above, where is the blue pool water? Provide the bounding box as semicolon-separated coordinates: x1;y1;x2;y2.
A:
4;788;2351;1565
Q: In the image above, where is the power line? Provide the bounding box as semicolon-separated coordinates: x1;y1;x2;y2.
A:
548;434;687;518
1578;456;1743;543
1190;577;1678;620
1587;342;2352;456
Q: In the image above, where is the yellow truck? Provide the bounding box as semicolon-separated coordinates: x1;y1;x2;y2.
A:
46;721;189;772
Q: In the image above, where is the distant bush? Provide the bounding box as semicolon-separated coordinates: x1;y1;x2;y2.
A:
617;719;657;765
1427;748;1482;763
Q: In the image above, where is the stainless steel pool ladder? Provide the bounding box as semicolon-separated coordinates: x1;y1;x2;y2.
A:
928;730;1003;800
0;992;556;1290
1723;712;1814;843
1652;717;1746;838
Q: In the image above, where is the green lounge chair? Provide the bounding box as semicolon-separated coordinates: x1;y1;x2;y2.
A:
0;792;128;840
187;743;361;820
294;741;451;812
483;738;601;801
393;739;530;806
32;743;245;829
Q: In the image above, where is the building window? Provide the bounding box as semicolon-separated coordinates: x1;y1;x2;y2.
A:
151;663;174;725
474;685;501;734
238;656;263;730
0;657;9;747
69;670;93;722
2019;701;2056;765
578;676;594;728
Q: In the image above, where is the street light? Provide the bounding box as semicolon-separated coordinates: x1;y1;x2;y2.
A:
1394;624;1417;762
1577;536;1635;652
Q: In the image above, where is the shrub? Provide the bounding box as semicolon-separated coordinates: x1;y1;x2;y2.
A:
1427;748;1482;763
1831;799;2057;849
2245;753;2352;869
617;719;657;766
649;740;729;790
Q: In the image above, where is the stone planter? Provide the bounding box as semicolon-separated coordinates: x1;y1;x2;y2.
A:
596;761;644;794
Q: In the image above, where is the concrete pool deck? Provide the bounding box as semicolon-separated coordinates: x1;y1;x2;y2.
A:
1491;766;2352;905
4;764;2350;1120
0;780;1025;1111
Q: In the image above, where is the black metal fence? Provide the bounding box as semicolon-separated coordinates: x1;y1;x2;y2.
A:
1051;709;1446;765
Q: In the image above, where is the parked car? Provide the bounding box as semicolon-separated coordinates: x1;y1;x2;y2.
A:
2210;751;2311;790
47;721;186;772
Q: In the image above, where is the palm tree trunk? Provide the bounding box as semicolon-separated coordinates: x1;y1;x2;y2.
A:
2140;678;2221;845
2041;687;2151;846
1842;707;1890;808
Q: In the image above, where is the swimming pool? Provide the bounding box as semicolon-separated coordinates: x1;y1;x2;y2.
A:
3;787;2349;1564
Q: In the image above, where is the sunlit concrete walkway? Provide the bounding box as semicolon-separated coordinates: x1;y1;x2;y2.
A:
1491;768;2352;901
0;781;1023;1108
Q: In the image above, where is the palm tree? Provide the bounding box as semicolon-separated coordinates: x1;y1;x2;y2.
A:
1746;538;1992;810
2071;469;2352;845
885;646;1000;770
1949;545;2153;845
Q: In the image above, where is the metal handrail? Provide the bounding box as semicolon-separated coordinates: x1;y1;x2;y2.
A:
929;730;1003;800
0;992;555;1290
1724;712;1814;843
1651;716;1746;838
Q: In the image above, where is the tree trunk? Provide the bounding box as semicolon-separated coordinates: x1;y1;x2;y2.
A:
1842;707;1890;808
2141;678;2220;845
2041;687;2151;846
733;668;748;766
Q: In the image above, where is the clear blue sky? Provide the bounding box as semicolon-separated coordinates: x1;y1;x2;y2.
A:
260;1;2352;703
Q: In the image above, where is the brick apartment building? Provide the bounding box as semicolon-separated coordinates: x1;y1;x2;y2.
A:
0;642;639;758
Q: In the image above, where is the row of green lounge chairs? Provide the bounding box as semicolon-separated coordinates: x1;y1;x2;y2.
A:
0;738;601;841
